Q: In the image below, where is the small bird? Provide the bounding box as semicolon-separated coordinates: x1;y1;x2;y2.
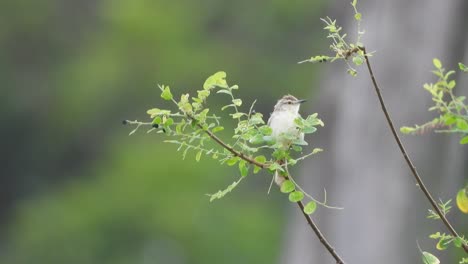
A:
268;95;306;186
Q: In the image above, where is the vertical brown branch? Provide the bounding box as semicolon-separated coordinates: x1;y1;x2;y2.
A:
360;46;468;253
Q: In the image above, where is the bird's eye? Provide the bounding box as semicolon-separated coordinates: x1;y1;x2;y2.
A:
288;102;292;104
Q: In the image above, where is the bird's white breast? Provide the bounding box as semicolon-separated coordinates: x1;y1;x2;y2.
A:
269;111;301;138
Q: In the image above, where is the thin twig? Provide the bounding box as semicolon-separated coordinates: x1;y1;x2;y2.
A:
360;46;468;253
296;200;345;264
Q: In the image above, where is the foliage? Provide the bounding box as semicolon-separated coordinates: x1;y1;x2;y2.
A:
299;0;368;76
125;71;331;214
400;59;468;145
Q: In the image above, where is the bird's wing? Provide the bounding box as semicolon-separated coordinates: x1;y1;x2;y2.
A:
267;112;273;126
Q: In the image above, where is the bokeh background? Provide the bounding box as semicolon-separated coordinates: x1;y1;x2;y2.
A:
1;0;467;264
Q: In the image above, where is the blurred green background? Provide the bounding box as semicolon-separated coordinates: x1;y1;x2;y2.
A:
0;0;328;263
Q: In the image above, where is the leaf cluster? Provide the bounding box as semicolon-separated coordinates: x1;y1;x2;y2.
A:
125;71;326;211
400;59;468;144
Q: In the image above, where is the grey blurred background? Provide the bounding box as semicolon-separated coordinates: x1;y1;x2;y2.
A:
1;0;467;263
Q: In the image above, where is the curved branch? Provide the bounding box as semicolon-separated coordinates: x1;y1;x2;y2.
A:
360;46;468;254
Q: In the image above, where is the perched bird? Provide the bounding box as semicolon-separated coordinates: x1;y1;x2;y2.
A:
268;95;306;186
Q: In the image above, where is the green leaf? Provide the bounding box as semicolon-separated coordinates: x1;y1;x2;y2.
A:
292;145;302;152
216;89;232;95
354;12;362;21
249;134;265;145
226;157;239;166
447;80;456;89
280;180;295;193
253;155;266;174
253;166;261;174
351;0;358;7
212;126;224;133
203;71;227;90
352;55;363;65
453;237;463;248
238;160;249;177
400;126;415;134
456;119;468;131
152;116;162;125
147;108;171;118
258;125;272;135
459;62;468;72
422;251;440;264
347;69;358;76
456;188;468;213
161;86;173;101
221;104;235;111
268;163;284;172
231;113;245;119
304;201;317;215
232;99;242;107
312;148;323;154
460;136;468;145
436;237;450;250
433;58;442;69
197;90;210;100
254;155;267;164
165;118;174;126
289;191;304;202
195;151;202;162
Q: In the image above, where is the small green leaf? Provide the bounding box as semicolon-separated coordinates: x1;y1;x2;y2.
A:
258;125;273;135
195;151;202;162
447;80;456;89
152;116;162;125
253;166;261;174
231;113;245;119
436;237;450;250
433;58;442;69
351;0;358;7
354;12;362;21
249;134;265;145
422;251;440;264
238;160;249;177
292;145;302;152
216;89;232;95
304;201;317;215
458;62;468;72
221;104;235;111
312;148;323;154
203;71;227;90
347;69;358;76
254;155;267;164
212;126;224;133
400;126;415;134
161;86;173;101
289;191;304;202
164;118;174;126
460;136;468;145
280;180;295;193
232;99;242;107
456;188;468;213
453;237;463;248
268;163;284;172
456;119;468;131
226;157;239;166
353;55;364;66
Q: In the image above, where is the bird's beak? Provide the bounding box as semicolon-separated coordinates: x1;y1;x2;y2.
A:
296;99;307;104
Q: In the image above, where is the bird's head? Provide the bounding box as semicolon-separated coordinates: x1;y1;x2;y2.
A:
273;95;306;113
